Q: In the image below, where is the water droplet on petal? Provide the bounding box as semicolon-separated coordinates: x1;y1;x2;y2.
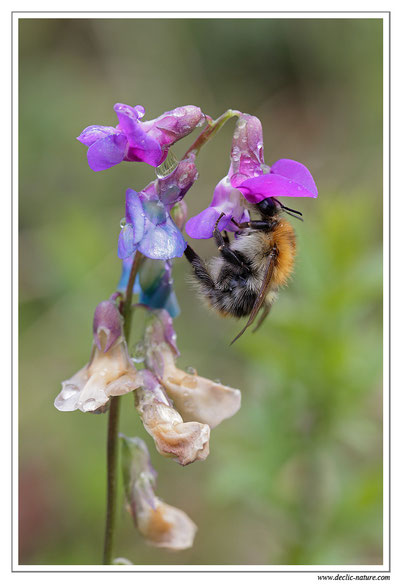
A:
120;217;126;228
62;384;79;399
156;149;179;178
82;399;98;412
185;366;197;375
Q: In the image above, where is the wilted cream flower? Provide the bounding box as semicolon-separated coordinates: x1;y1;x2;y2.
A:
144;309;241;428
54;300;142;413
135;369;210;465
121;435;197;550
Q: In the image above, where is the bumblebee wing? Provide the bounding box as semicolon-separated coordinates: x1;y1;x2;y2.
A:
230;249;277;345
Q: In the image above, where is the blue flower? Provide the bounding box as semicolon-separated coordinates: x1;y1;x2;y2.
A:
118;185;186;261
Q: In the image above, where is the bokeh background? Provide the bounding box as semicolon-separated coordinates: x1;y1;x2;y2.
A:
19;18;383;565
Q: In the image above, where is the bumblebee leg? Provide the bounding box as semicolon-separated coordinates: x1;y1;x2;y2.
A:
222;231;230;245
252;303;272;333
184;244;215;290
231;218;273;230
213;222;250;271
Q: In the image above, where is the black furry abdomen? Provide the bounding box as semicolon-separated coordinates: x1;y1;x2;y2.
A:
207;264;258;318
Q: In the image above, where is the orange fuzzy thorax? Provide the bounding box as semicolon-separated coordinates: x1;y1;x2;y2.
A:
266;219;296;287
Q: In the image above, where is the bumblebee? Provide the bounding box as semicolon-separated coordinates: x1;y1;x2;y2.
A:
184;197;303;344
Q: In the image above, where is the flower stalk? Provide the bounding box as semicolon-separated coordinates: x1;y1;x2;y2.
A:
103;252;143;565
183;109;240;159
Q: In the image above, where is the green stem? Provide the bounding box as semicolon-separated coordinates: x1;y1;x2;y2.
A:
183;109;240;159
102;252;143;565
102;395;121;565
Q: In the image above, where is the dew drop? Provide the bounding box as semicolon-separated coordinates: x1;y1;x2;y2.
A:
185;366;197;375
120;217;126;228
156;150;179;178
82;399;97;412
62;384;79;399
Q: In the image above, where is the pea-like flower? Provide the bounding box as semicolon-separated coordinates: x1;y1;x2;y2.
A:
54;300;142;413
143;309;241;428
118;186;187;261
135;369;210;466
77;103;204;171
118;156;198;262
186;113;317;239
121;436;197;550
229;113;318;203
185;176;250;239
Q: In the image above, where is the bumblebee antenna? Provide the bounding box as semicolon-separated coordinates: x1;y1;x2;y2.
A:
276;200;304;221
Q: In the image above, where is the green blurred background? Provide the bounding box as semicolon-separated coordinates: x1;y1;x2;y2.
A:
18;18;383;565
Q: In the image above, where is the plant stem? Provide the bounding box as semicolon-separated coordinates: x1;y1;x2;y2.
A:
183;109;240;159
102;252;143;565
102;395;121;565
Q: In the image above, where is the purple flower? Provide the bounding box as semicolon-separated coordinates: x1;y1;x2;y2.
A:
118;186;186;261
77;103;204;171
185;176;249;239
229;114;318;203
185;113;317;239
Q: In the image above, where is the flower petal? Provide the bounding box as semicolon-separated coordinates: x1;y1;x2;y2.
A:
117;256;135;292
125;189;146;241
113;103;142;133
229;114;265;186
270;158;318;197
118;224;137;259
185;177;249;239
114;103;164;167
54;366;88;412
77;125;119;146
162;365;241;429
132;473;197;550
135;370;210;465
93;300;123;352
139;216;186;260
237;159;318;203
147;106;204;147
87;133;127;171
185;206;223;239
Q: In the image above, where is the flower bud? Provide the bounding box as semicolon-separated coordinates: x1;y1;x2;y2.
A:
120;436;197;550
93;300;123;353
137;260;180;318
158;155;198;206
170;200;188;231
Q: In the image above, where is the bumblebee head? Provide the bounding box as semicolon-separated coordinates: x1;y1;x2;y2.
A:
255;197;279;218
257;197;304;221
